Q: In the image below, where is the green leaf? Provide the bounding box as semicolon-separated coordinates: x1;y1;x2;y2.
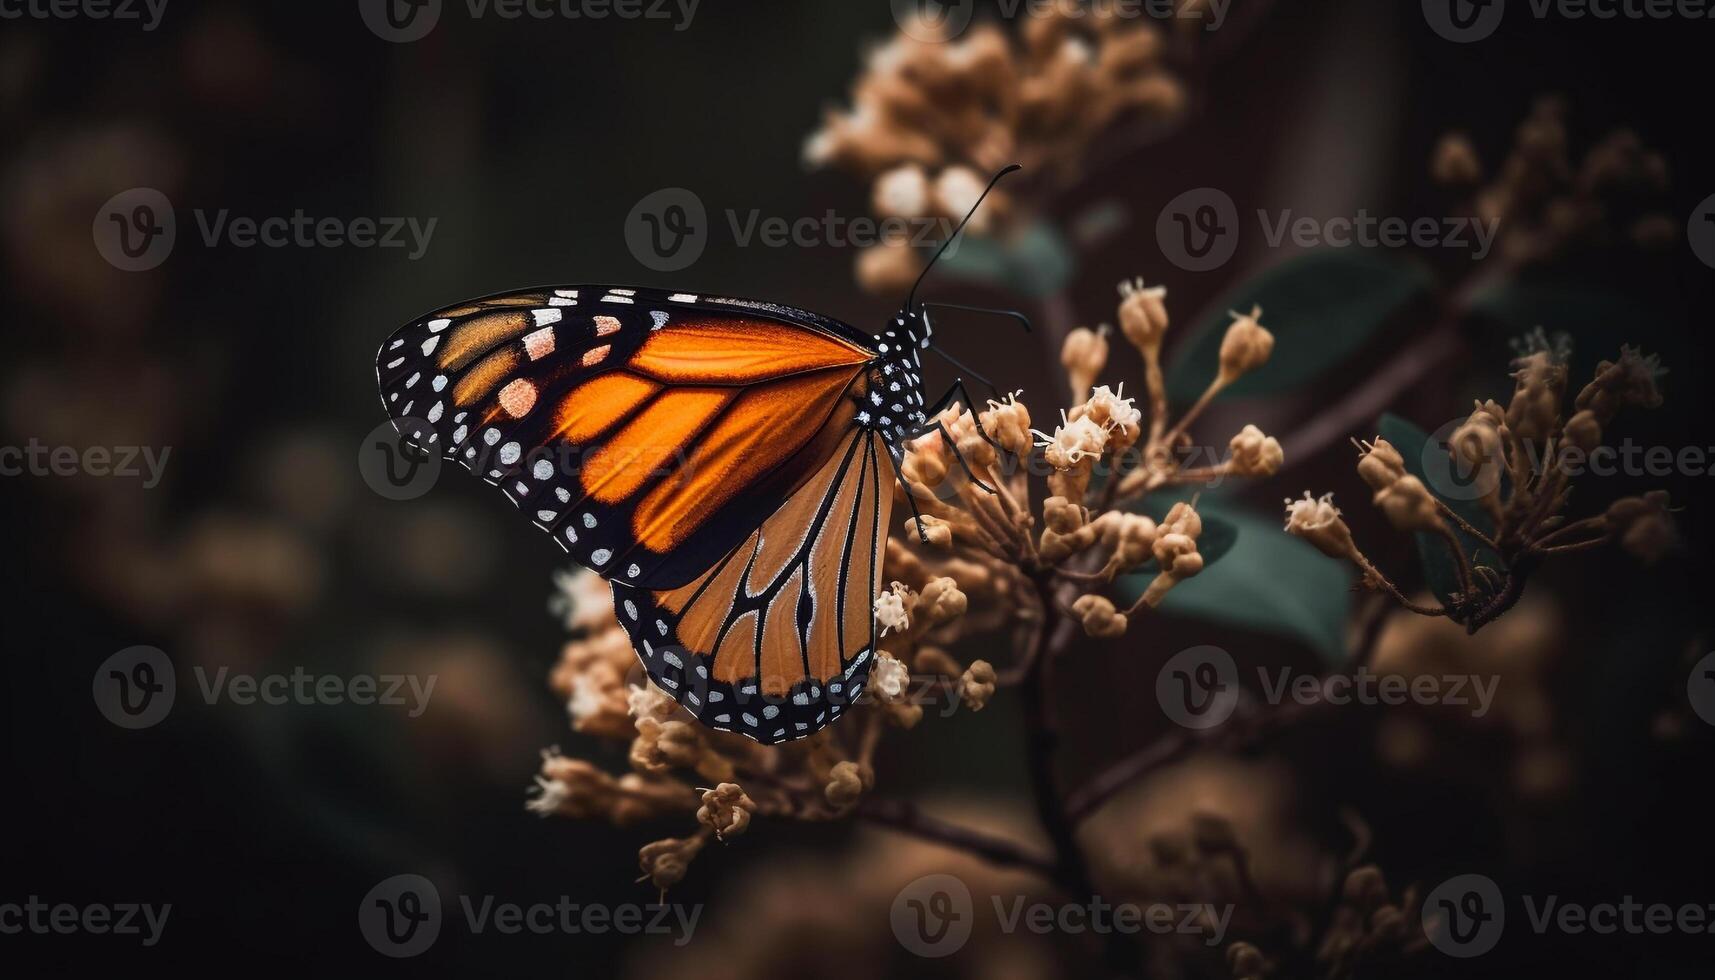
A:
1166;250;1436;402
1115;498;1352;665
939;221;1076;298
1375;412;1503;607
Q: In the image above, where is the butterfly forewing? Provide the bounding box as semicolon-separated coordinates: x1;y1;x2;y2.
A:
375;285;897;743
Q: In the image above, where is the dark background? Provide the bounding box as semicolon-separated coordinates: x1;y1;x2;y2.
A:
2;1;1712;976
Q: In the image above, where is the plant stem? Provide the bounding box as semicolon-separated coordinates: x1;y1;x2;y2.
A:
854;797;1066;885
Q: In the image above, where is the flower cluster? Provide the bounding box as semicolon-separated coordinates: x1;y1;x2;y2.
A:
805;12;1188;293
1433;95;1675;268
1287;337;1673;632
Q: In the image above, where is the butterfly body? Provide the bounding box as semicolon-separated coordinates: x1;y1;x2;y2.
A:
376;285;936;743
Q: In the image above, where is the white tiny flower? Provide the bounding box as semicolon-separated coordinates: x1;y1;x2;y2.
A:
871;651;910;702
1031;412;1110;466
874;582;912;636
874;164;930;219
548;568;613;632
1085;383;1142;432
567;675;605;724
526;774;569;817
628;683;676;723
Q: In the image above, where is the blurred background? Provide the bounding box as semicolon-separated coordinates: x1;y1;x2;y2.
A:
2;0;1712;976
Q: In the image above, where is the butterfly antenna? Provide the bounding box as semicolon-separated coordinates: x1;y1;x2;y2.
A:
902;163;1022;315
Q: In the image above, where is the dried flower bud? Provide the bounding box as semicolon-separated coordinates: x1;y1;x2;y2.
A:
872;164;930;219
1606;490;1676;565
696;782;756;840
1071;593;1128;639
1227;941;1271;980
1072;383;1143;454
1431;133;1484;184
917;576;968;625
903;514;954;549
1576;346;1664;421
629;683;679;724
1283;491;1358;560
1562;409;1602;454
873;581;913;635
825;760;871;808
638;836;704;893
1355;436;1407;491
1061;325;1110;399
528;753;618;819
1372;474;1446;533
980;390;1033;456
933;166;998;233
947;408;997;471
856;241;923;297
1506;349;1566;445
903;429;950;488
1217;306;1275;385
1117;277;1169;356
958;660;996;712
1229;424;1284;477
1160;500;1202;540
1100;512;1158;579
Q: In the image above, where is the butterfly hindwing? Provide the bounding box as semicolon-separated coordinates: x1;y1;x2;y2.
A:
612;427;895;743
374;285;880;590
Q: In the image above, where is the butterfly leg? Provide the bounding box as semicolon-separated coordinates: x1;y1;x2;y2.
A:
918;377;1010;460
887;442;937;545
926;420;998;495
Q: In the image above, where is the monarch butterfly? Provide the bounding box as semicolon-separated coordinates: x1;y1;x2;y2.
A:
374;167;1022;744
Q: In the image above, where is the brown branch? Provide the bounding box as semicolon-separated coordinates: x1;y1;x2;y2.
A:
853;797;1065;885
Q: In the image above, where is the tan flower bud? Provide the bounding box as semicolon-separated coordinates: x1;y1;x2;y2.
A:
1506;350;1566;445
918;576;968;625
1229;424;1284;477
1160;500;1202;540
1071;593;1128;639
980;391;1033;456
1562;409;1602;454
696;783;756;841
855;241;922;297
1034;413;1109;470
871;651;911;702
1101;512;1158;578
1431;133;1484;184
903;514;953;549
872;164;930;219
1061;325;1110;399
873;581;913;636
1283;491;1358;560
933;165;1000;233
1575;345;1663;422
1372;474;1446;533
1352;436;1404;492
824;760;870;808
1071;383;1143;454
958;660;997;712
1117;277;1169;356
1217;306;1274;385
638;835;704;892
